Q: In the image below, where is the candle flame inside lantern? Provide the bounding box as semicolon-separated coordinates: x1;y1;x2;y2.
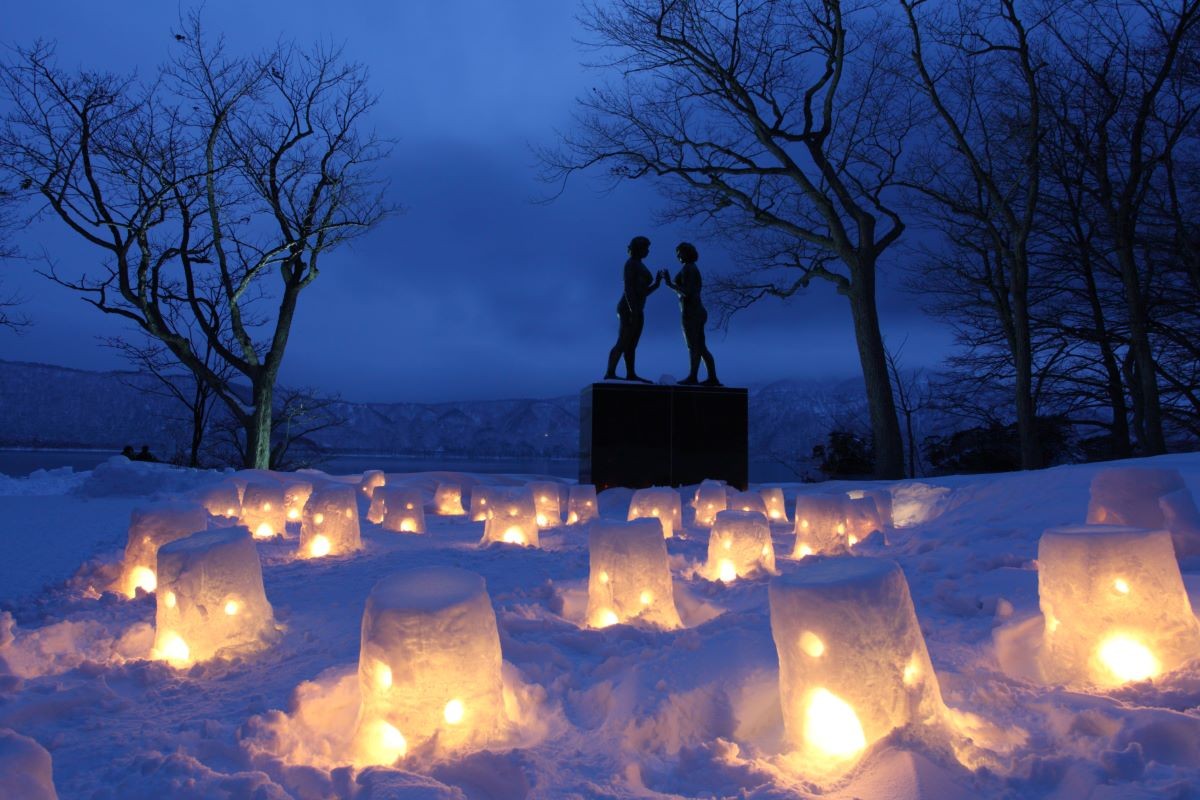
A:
848;535;859;547
224;599;240;616
639;590;653;605
803;688;866;759
800;519;809;530
536;514;548;527
594;608;619;628
366;720;407;764
287;508;300;520
770;510;782;519
598;571;609;584
796;544;814;558
501;527;526;545
130;566;157;595
400;518;417;533
225;507;236;517
158;630;191;667
836;523;846;535
718;559;737;583
309;534;332;558
314;513;325;525
164;591;177;609
443;698;465;724
1096;634;1160;684
254;522;274;539
263;502;272;511
1113;578;1130;595
568;512;579;524
903;655;921;686
800;631;825;658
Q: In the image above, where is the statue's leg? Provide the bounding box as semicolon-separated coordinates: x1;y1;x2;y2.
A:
605;310;628;379
625;312;650;382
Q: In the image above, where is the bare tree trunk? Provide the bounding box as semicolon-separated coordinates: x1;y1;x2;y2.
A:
848;271;904;479
246;379;274;470
1115;243;1167;453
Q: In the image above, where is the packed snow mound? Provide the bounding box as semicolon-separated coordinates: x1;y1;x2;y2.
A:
0;728;57;800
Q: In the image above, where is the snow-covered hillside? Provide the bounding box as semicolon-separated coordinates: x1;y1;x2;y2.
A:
2;454;1199;799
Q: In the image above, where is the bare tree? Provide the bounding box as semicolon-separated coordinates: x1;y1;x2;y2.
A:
210;384;346;470
884;338;931;477
0;14;393;468
544;0;911;478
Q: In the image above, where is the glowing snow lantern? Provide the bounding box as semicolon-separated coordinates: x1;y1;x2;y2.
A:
468;486;497;522
352;567;503;762
300;484;362;559
760;487;788;522
1087;467;1200;557
727;490;767;517
1038;525;1200;686
793;494;851;556
480;488;539;547
692;480;728;528
152;527;274;666
528;481;563;528
769;558;945;771
283;480;313;523
374;486;426;534
845;497;883;546
567;484;599;525
627;487;683;539
707;510;776;582
586;519;681;628
434;482;466;516
241;481;286;539
360;470;386;502
119;502;208;597
193;481;242;519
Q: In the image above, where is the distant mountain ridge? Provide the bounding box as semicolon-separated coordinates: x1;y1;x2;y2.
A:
0;359;869;466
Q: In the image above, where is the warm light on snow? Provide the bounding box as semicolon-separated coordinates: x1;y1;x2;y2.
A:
502;527;526;545
130;566;157;595
594;608;619;628
400;519;417;533
1113;578;1130;595
224;600;240;616
358;719;407;765
1096;635;1160;684
803;688;866;759
309;535;331;558
164;591;176;609
800;631;825;658
718;559;737;583
156;631;191;667
254;523;274;539
443;698;465;725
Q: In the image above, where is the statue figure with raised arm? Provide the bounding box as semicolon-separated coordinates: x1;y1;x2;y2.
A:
604;235;662;383
661;242;720;386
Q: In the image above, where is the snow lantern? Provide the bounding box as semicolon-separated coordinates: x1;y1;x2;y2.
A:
468;486;497;522
769;558;944;770
480;488;539;547
300;484;362;559
194;480;242;519
375;486;427;534
845;497;882;546
567;484;599;525
529;481;563;528
152;527;274;666
1087;467;1200;557
241;481;286;540
692;480;728;528
119;502;208;597
760;487;788;523
434;482;466;516
586;519;682;629
707;510;776;582
283;480;313;524
1038;525;1200;686
727;490;768;517
627;487;683;539
792;494;850;557
352;567;503;763
360;470;386;501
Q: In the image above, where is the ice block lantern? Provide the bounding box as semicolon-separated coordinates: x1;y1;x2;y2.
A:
480;489;540;547
586;519;682;628
769;558;944;771
567;484;599;525
707;510;776;582
434;482;466;516
152;527;274;666
692;480;728;528
194;480;242;519
627;487;683;539
241;481;286;539
529;481;563;528
119;502;209;597
360;470;386;502
760;487;788;523
353;567;503;763
300;485;362;559
1087;467;1200;557
793;494;850;557
727;490;768;517
283;480;313;523
845;497;883;546
376;486;427;534
469;486;497;522
1038;525;1200;686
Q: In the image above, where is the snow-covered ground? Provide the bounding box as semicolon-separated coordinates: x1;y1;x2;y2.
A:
1;454;1199;799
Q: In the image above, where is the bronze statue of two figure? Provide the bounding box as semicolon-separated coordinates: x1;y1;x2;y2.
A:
586;236;745;491
603;236;720;386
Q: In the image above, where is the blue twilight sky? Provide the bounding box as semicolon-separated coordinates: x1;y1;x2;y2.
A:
0;1;953;403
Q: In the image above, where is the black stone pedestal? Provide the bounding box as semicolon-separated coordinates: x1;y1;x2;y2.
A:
579;382;748;491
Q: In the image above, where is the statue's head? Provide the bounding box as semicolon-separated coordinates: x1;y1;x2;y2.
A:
676;242;698;263
628;236;651;258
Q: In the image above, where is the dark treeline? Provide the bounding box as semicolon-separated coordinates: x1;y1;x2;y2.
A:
547;0;1200;478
